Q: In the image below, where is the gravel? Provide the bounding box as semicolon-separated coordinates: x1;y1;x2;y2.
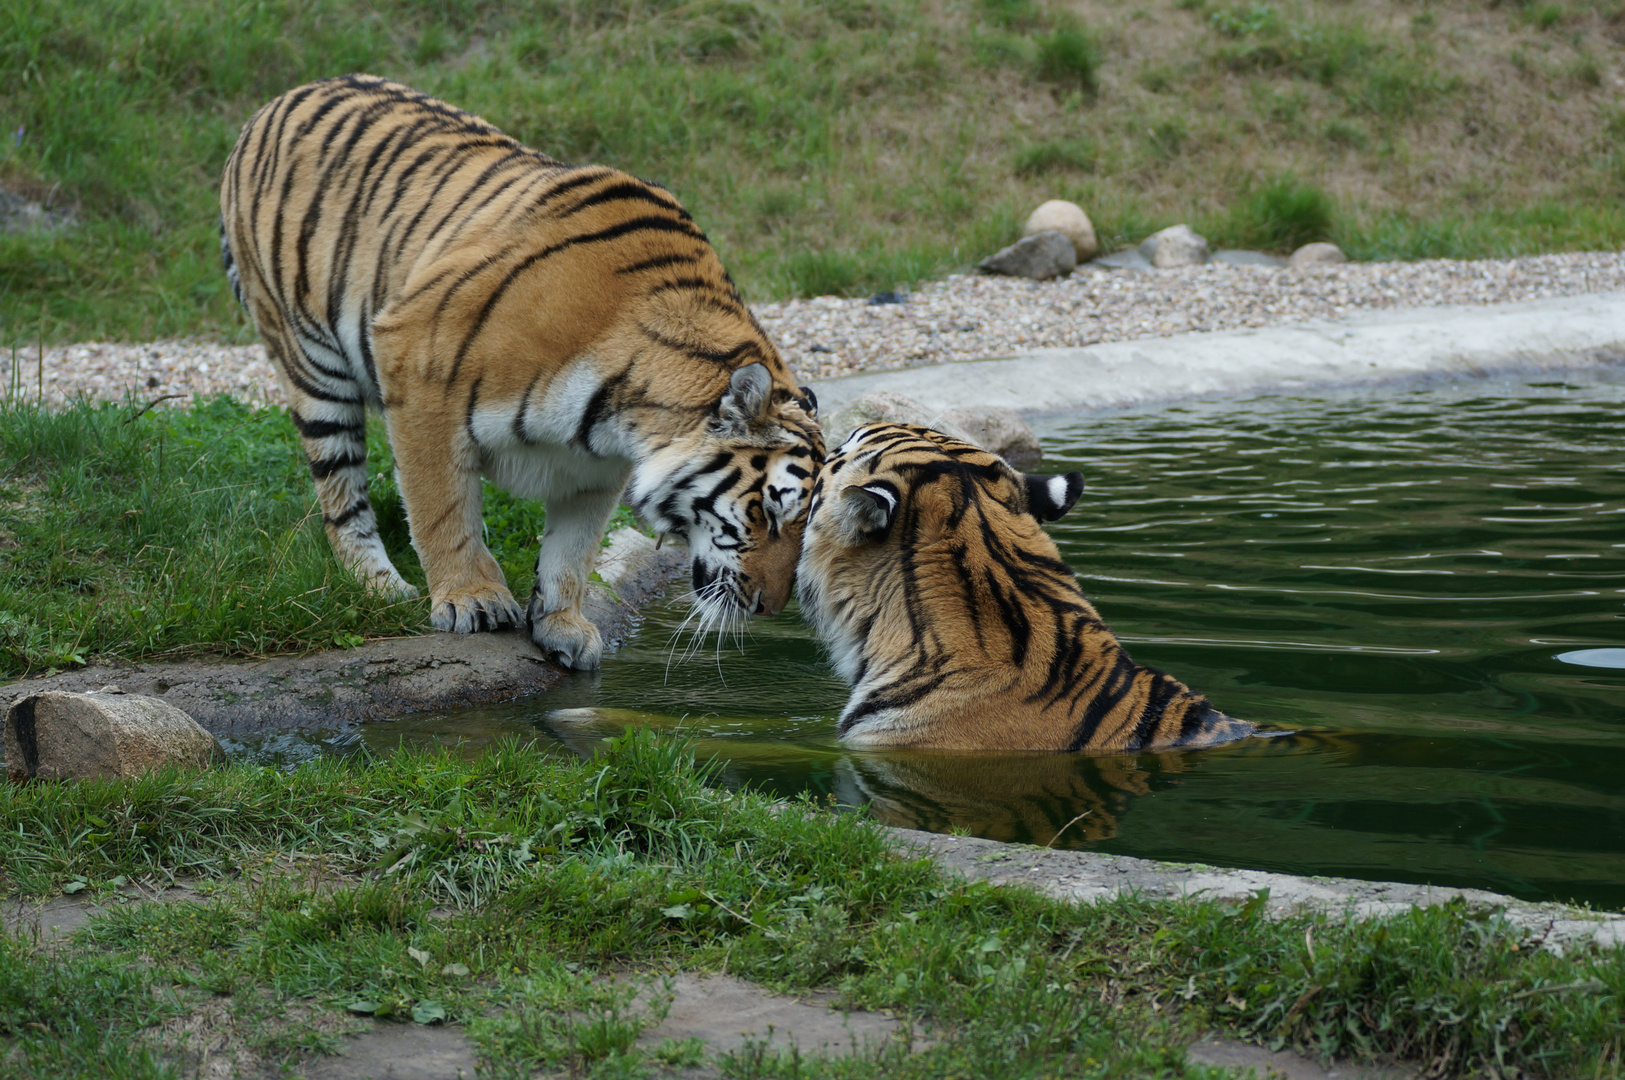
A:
4;251;1623;409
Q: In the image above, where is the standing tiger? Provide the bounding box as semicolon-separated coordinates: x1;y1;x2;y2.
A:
797;423;1257;752
219;75;822;669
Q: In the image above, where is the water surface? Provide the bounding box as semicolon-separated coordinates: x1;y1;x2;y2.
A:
290;370;1625;910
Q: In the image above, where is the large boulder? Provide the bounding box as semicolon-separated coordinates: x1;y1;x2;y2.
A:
1289;241;1347;268
823;392;1042;466
5;690;223;782
1023;200;1099;262
1139;224;1210;268
978;231;1076;281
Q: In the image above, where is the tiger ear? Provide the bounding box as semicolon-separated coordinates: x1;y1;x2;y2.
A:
835;481;897;543
798;384;818;418
718;362;773;431
1024;472;1085;522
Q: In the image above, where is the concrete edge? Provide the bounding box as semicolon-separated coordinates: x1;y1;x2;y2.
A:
810;292;1625;416
886;827;1625;953
1;527;687;737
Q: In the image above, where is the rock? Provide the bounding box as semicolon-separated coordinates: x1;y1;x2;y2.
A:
0;187;74;235
1023;200;1098;261
1210;249;1287;269
823;391;1042;465
937;406;1043;466
1089;248;1154;271
1289;241;1347;268
978;231;1076;281
1139;224;1209;268
5;691;224;782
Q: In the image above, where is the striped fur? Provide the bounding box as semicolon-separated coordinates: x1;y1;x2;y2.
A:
798;423;1255;752
219;76;821;668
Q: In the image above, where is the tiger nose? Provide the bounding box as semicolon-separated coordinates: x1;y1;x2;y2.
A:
753;576;793;616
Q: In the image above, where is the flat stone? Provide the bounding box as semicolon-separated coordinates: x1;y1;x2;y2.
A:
1211;249;1287;268
808;293;1625;419
5;691;223;782
1139;224;1210;268
978;231;1076;281
887;827;1625;953
0;528;686;738
1291;241;1348;267
1089;248;1154;271
1023;200;1098;261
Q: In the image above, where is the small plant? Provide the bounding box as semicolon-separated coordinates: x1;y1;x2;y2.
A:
1234;174;1336;250
1147;119;1189;159
1012;137;1097;176
1035;23;1101;95
979;0;1039;29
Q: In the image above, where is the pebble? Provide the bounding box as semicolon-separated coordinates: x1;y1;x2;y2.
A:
3;251;1623;407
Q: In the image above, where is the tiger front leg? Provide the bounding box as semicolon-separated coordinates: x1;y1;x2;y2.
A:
387;410;523;634
527;484;625;670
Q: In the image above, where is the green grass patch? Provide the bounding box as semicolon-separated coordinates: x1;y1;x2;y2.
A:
0;731;1620;1077
0;395;595;679
4;0;1625;342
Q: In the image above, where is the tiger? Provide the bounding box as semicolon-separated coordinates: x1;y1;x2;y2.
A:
796;423;1259;752
218;75;822;669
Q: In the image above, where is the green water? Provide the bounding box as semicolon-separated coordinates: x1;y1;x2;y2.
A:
281;370;1625;911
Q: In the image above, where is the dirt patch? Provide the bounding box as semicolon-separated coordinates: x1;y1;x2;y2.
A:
1186;1035;1416;1080
0;530;685;738
297;1022;477;1080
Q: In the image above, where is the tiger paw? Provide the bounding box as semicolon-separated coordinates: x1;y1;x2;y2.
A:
528;608;603;670
430;585;524;634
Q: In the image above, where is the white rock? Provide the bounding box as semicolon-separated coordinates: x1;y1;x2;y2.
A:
1024;200;1098;261
1290;241;1348;268
1140;224;1210;268
5;691;223;782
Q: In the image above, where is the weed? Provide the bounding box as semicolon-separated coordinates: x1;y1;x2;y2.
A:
1147;119;1190;159
1035;22;1101;96
1012;137;1097;176
1227;174;1336;251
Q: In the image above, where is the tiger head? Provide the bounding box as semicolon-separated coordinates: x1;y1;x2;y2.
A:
798;422;1084;682
628;362;823;627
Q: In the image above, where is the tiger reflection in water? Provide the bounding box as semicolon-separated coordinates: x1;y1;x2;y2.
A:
544;708;1276;845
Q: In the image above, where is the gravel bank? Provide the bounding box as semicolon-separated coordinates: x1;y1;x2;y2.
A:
4;251;1623;407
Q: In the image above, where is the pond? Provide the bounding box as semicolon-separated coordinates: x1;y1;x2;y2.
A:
243;369;1625;911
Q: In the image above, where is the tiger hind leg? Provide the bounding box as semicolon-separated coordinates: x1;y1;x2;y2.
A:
270;333;416;600
527;484;626;670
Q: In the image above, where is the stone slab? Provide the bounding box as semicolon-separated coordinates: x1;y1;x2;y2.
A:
810;292;1625;416
1;528;686;735
888;827;1625;953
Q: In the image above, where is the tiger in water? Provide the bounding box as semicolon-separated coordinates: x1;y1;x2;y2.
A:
219;75;821;668
797;423;1259;752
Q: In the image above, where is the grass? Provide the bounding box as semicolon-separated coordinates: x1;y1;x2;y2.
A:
2;0;1625;344
0;730;1620;1077
0;395;645;680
